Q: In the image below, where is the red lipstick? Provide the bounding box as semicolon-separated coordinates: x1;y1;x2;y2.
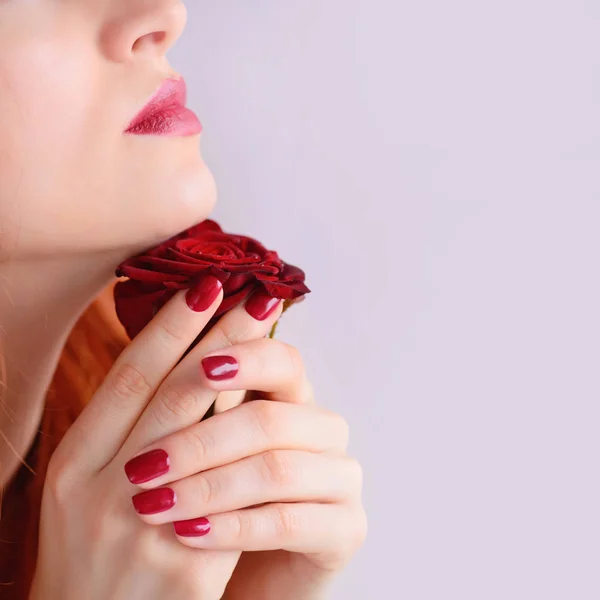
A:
125;77;203;137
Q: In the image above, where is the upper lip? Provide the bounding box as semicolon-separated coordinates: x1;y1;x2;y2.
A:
125;76;188;132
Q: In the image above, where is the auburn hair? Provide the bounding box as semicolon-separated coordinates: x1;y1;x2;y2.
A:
0;281;130;599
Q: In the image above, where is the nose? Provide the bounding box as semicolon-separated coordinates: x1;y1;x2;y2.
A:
100;0;187;63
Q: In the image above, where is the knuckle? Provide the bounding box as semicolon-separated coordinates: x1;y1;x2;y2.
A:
45;457;76;504
228;511;246;540
133;528;172;569
153;312;188;346
259;450;295;488
214;320;245;349
108;361;152;405
250;400;280;440
352;507;369;547
346;457;364;493
333;413;351;448
282;343;305;381
181;426;213;465
319;409;350;450
195;473;219;506
154;383;198;423
304;378;316;403
272;503;302;538
88;508;123;547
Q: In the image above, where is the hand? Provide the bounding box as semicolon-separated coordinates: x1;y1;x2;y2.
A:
30;277;283;600
124;338;367;600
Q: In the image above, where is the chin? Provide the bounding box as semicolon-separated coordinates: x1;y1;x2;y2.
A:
147;158;218;245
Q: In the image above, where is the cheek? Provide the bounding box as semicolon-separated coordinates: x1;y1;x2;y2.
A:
0;32;97;243
0;7;218;256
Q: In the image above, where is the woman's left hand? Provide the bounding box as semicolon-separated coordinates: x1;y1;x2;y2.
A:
129;338;367;600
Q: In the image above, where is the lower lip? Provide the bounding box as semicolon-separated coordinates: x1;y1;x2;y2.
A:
125;105;203;136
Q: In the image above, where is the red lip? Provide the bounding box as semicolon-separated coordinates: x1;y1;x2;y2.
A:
125;77;203;137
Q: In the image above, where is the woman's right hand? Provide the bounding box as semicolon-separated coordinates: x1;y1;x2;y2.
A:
29;276;284;600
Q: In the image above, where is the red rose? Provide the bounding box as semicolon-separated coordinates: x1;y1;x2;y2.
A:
114;219;310;346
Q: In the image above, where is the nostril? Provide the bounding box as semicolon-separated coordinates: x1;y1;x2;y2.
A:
132;31;167;53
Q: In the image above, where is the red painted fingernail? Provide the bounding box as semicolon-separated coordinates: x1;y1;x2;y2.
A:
174;517;211;537
201;356;239;381
186;275;222;312
125;449;170;484
245;292;281;321
132;488;176;515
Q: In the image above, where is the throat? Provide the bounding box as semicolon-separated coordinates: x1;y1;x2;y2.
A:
0;387;48;490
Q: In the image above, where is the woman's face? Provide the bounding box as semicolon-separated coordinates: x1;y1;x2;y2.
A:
0;0;217;260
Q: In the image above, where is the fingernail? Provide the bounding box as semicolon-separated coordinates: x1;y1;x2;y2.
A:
245;292;281;321
186;275;222;312
201;356;240;381
132;488;176;515
174;517;211;537
125;449;170;484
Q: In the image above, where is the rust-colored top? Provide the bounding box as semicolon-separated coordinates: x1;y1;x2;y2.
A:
0;283;129;599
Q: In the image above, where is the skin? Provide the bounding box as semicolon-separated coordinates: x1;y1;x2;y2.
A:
0;1;366;599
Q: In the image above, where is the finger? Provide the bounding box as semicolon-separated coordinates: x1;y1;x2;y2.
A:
59;275;224;472
113;293;284;464
200;338;314;404
213;389;247;414
173;503;368;556
122;400;349;489
130;451;361;525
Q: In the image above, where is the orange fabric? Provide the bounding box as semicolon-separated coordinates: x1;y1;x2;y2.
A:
0;283;129;599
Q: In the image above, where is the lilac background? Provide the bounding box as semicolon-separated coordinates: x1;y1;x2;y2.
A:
171;2;600;598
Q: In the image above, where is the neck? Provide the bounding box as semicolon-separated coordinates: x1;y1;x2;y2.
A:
0;250;124;488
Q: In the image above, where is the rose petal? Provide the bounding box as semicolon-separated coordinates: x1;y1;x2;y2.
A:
114;220;310;341
116;265;189;284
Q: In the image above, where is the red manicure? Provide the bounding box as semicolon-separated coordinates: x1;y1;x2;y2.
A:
174;517;211;537
132;488;176;515
125;449;170;484
245;292;281;321
201;356;239;381
186;275;222;312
